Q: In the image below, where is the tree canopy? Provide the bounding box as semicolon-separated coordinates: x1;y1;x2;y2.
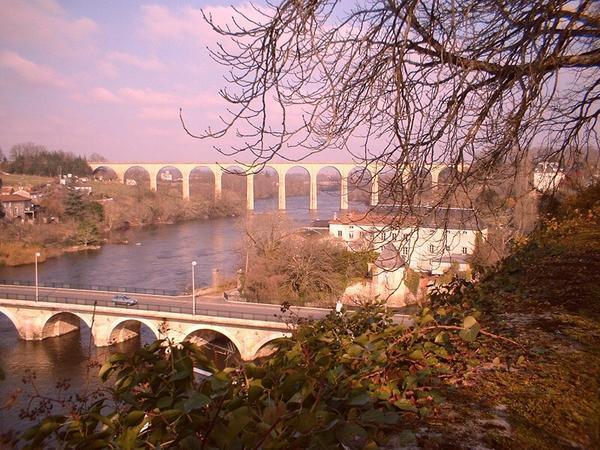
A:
5;143;91;177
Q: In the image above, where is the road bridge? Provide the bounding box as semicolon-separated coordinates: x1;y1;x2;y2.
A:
0;284;328;361
89;161;460;211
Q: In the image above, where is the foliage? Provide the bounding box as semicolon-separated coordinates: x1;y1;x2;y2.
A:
19;297;495;449
63;190;105;224
73;221;101;246
404;268;420;296
63;190;86;218
243;216;376;306
6;143;91;177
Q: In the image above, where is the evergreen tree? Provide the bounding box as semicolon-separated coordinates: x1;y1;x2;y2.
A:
63;190;86;219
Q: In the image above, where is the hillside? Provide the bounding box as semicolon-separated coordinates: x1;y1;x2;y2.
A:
419;184;600;448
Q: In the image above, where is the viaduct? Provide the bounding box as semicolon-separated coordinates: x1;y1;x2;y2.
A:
89;162;459;211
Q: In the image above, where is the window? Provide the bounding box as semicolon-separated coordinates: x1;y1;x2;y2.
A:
403;232;410;239
429;244;435;253
349;232;354;239
359;231;365;238
349;225;354;229
337;230;342;238
402;247;409;255
462;247;468;254
391;232;398;240
445;245;450;251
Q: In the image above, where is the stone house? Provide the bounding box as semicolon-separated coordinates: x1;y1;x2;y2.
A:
1;193;33;220
332;207;487;305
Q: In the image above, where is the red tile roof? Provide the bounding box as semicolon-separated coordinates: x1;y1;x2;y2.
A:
0;194;31;202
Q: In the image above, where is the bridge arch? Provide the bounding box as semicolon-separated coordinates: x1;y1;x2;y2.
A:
251;332;289;360
347;166;374;209
42;311;92;340
189;166;217;201
107;318;159;346
437;166;459;185
124;165;151;190
222;165;248;209
253;166;279;211
284;166;311;210
92;166;118;181
157;165;184;197
183;326;242;366
0;307;21;338
316;166;342;210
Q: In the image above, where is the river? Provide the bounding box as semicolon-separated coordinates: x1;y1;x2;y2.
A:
0;193;362;436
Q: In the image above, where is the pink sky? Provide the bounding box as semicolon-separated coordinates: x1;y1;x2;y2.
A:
0;0;337;163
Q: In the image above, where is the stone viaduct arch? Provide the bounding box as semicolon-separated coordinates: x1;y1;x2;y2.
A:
89;161;463;211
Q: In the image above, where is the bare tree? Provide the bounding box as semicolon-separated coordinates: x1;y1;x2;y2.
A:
182;0;598;199
88;153;107;162
179;0;599;270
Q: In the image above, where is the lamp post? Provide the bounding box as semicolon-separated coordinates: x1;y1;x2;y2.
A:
191;261;197;315
34;252;41;301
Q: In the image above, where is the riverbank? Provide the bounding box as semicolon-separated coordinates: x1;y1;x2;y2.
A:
0;182;245;266
0;205;240;267
0;239;101;266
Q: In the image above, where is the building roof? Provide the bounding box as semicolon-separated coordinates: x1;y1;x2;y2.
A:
0;186;14;195
330;206;486;231
0;194;31;202
375;243;406;270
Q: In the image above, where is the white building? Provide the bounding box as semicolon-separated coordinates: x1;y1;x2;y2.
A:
329;207;487;275
533;161;564;192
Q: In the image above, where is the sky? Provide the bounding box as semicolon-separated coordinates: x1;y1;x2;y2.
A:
0;0;303;163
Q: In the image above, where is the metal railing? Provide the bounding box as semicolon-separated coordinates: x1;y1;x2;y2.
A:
0;279;179;296
0;291;326;324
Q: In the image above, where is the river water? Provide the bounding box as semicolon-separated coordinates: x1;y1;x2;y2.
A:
0;193;360;435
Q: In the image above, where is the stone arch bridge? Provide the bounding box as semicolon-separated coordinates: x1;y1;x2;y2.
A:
0;297;292;361
89;162;460;211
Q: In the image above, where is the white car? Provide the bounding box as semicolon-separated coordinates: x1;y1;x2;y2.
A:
112;294;138;307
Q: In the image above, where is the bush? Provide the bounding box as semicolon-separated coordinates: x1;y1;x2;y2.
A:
18;298;490;449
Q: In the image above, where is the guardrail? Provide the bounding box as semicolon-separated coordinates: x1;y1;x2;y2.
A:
0;279;179;296
0;291;326;324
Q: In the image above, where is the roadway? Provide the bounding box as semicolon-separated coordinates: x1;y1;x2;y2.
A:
0;284;413;325
0;284;331;322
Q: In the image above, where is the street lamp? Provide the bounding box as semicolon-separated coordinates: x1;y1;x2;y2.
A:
191;261;197;315
34;252;41;301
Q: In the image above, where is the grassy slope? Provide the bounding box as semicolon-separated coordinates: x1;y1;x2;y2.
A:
0;172;55;187
421;192;600;449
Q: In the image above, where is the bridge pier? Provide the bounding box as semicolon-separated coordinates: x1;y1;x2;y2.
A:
149;169;159;191
340;175;349;210
246;175;254;210
309;170;318;210
181;169;191;200
370;173;379;206
214;171;222;200
278;172;286;210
